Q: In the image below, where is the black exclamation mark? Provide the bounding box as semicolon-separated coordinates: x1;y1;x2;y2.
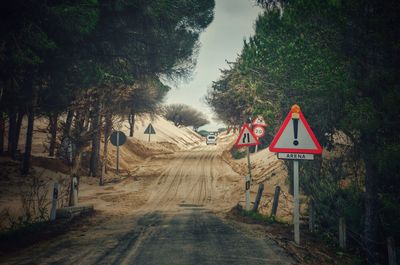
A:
293;119;299;146
291;104;301;146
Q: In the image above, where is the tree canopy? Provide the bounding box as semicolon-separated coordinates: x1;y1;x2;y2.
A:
164;104;209;130
207;0;400;262
0;0;215;175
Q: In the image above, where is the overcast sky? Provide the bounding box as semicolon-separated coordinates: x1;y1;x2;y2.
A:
165;0;262;131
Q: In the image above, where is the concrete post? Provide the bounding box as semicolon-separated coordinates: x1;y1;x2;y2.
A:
245;174;251;211
50;181;59;221
71;177;78;206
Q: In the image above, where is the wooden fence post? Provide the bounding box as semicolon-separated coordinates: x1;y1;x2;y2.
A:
387;236;397;265
252;183;264;212
309;199;315;232
50;181;59;221
271;186;281;217
339;217;346;249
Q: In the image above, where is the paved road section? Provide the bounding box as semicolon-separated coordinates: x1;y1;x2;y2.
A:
1;208;294;265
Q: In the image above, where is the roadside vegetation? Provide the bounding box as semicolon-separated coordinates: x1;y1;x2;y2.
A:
228;205;361;265
207;0;400;263
0;0;215;231
163;103;209;131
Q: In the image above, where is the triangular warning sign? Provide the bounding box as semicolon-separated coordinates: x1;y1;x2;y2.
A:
144;123;156;134
252;116;267;127
235;124;260;147
269;111;322;154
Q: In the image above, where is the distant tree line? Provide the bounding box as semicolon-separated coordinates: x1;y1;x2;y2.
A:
207;0;400;263
0;0;215;181
163;104;209;131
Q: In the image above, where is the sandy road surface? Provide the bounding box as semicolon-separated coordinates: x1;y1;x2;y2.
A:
0;141;294;265
142;145;240;212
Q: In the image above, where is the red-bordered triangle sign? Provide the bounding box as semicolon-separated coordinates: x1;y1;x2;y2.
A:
235;124;260;147
252;116;267;127
269;111;322;154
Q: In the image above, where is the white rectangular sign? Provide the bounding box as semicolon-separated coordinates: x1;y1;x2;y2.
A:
278;153;314;160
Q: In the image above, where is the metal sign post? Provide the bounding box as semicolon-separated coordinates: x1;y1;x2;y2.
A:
246;146;252;211
293;160;300;244
234;123;260;211
50;181;59;221
110;131;127;176
269;104;323;245
144;123;156;142
247;146;252;179
252;125;265;154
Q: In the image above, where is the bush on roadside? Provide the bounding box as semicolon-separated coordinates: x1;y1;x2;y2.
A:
231;149;247;160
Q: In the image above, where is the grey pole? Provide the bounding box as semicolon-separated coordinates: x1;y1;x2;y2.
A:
246;146;252;211
247;146;252;179
245;174;251;211
293;160;300;244
116;132;120;175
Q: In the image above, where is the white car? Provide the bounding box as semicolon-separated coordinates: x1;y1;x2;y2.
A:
206;135;217;145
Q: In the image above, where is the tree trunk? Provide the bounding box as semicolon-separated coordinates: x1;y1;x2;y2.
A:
89;102;101;177
128;109;135;137
101;112;112;185
22;99;35;175
7;107;17;159
48;113;58;157
15;107;24;150
0;112;4;155
63;110;73;138
68;111;86;205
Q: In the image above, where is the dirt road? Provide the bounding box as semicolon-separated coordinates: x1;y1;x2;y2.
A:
142;145;240;212
0;142;294;265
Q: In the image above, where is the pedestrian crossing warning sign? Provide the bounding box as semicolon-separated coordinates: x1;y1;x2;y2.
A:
269;106;322;154
235;124;260;147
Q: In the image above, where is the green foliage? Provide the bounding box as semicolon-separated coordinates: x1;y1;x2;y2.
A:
0;0;215;116
231;149;247;160
379;193;400;239
208;0;400;259
242;210;276;224
197;130;209;137
164;104;209;129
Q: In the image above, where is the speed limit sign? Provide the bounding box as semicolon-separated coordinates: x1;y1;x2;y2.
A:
253;125;265;138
